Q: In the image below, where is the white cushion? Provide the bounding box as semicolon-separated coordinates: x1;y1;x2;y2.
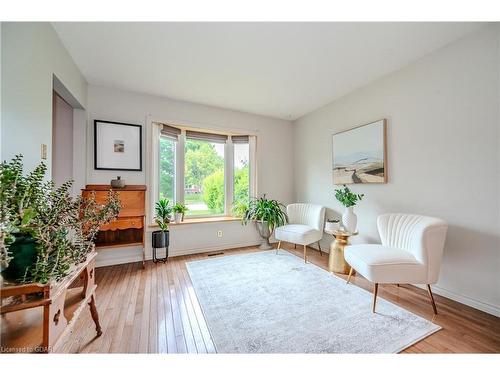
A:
344;244;427;284
274;224;322;246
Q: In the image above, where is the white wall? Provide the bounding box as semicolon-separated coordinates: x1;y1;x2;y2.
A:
293;25;500;316
79;85;294;265
1;23;87;176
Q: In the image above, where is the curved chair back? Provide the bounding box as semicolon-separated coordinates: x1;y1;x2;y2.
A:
287;203;326;232
377;213;448;283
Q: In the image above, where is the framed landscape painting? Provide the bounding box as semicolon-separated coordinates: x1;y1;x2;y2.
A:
332;119;387;184
94;120;142;171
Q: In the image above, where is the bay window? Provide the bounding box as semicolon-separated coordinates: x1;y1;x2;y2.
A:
152;122;255;221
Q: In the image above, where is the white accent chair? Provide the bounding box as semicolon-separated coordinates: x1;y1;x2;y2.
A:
344;213;448;314
274;203;326;263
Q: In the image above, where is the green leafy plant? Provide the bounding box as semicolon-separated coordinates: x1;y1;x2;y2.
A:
0;155;120;284
241;194;288;231
155;199;172;231
334;185;364;208
202;170;224;212
173;202;189;221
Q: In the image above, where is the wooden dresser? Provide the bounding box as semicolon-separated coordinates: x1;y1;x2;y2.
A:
82;185;146;268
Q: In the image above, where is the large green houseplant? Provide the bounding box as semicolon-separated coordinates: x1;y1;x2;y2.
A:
0;155;120;284
242;195;288;250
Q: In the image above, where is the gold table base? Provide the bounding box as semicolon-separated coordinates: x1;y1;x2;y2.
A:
327;230;358;275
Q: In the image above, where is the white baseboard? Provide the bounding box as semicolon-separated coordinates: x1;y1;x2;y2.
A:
95;241;261;268
428;284;500;318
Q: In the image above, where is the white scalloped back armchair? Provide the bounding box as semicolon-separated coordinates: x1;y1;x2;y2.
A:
344;213;448;314
274;203;326;262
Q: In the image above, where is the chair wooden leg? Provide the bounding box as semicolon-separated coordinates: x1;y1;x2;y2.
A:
317;241;322;256
427;284;438;314
346;267;354;284
275;241;281;255
294;244;296;249
372;283;379;313
303;245;307;263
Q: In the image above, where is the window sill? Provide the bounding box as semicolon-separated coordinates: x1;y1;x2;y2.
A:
148;216;242;228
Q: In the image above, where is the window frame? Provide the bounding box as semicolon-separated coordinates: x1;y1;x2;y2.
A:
148;119;257;225
157;135;177;203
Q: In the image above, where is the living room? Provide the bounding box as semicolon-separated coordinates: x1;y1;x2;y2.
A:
1;0;499;371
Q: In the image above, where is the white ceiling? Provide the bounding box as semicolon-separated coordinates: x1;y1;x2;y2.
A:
52;22;482;120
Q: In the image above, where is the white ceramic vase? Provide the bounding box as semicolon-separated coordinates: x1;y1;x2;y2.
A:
342;206;357;233
174;212;183;224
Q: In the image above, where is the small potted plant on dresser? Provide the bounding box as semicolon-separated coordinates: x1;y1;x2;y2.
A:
172;203;189;223
152;199;172;262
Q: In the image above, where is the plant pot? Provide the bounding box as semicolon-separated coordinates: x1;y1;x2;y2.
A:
342;206;357;233
152;230;169;249
1;234;37;282
256;221;273;250
174;212;183;224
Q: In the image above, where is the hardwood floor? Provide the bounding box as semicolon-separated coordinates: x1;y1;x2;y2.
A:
57;244;500;353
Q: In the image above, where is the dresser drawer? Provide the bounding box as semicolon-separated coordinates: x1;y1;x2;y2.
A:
82;190;145;217
100;217;144;231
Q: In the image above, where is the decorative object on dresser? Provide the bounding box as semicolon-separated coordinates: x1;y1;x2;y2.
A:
334;185;364;233
81;184;147;268
241;195;288;250
325;229;358;274
274;203;326;262
110;175;126;188
151;199;172;263
344;213;448;314
94;120;142;171
332;119;387;184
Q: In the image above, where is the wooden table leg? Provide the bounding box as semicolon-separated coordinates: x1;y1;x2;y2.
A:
88;294;102;336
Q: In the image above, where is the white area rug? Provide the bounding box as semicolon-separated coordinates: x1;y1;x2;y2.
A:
186;251;440;353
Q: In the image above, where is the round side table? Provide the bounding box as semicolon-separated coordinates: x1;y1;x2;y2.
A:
326;229;358;274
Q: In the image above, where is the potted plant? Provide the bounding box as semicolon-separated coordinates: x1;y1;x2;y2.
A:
334;185;364;233
242;195;288;250
0;155;121;284
152;199;172;249
172;202;188;223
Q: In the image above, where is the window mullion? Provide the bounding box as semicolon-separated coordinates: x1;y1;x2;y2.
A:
176;131;186;205
225;138;234;216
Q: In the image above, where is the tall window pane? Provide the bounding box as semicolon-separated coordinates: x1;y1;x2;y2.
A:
233;143;250;211
185;139;225;216
159;136;175;203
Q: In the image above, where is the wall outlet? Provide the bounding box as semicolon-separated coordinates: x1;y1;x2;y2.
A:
217;230;223;238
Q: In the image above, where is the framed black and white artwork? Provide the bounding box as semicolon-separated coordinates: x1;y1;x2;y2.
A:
94;120;142;171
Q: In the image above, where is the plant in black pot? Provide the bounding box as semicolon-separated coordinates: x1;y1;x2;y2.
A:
152;199;172;262
241;194;288;250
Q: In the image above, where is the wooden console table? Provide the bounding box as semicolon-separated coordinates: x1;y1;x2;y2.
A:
82;185;146;268
0;252;101;353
